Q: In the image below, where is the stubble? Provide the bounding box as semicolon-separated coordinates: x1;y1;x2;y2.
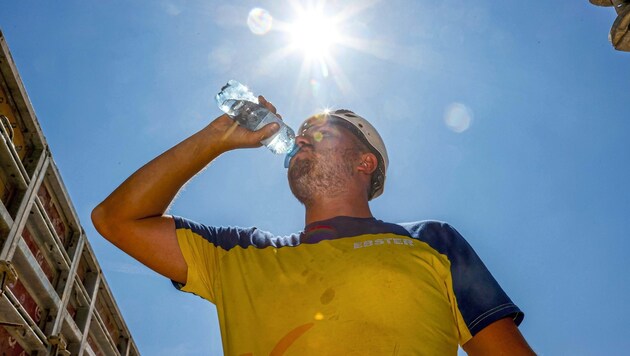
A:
288;147;361;206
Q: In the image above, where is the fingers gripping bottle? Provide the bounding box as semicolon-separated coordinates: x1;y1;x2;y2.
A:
215;80;296;155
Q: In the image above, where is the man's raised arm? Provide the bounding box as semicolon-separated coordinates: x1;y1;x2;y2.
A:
91;98;280;284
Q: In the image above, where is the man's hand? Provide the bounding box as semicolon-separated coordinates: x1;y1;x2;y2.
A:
210;95;282;152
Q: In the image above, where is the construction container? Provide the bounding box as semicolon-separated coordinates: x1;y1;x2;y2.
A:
0;30;140;355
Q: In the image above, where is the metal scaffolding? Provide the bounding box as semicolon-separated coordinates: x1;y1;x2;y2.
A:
0;30;140;355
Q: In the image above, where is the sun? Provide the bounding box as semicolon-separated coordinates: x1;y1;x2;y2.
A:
257;0;378;97
288;10;341;59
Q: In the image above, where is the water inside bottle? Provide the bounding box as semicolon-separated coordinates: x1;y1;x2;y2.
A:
218;99;244;117
251;111;294;154
262;126;295;154
215;80;295;155
215;80;258;113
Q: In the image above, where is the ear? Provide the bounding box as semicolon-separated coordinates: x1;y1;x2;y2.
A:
357;153;378;175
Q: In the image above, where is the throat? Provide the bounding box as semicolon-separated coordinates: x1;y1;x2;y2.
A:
304;195;373;226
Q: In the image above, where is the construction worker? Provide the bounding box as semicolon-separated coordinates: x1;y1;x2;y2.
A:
92;97;534;355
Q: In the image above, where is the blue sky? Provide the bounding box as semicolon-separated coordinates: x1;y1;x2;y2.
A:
1;1;629;354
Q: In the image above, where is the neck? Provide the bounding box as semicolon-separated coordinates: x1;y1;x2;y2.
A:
304;193;373;226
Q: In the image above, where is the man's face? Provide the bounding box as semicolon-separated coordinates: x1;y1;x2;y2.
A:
287;115;363;205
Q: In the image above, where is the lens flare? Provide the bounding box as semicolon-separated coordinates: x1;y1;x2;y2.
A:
309;79;320;97
444;103;473;133
247;8;273;35
312;114;328;126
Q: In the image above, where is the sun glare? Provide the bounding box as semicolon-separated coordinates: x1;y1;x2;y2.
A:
255;0;379;98
288;11;340;58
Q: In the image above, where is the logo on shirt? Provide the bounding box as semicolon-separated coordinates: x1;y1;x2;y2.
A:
354;238;414;249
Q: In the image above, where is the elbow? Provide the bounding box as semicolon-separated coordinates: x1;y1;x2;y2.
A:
91;203;116;242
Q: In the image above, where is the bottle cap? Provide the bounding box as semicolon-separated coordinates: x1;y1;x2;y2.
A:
283;144;300;168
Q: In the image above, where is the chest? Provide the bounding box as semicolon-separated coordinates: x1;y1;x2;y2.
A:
218;233;453;318
214;234;460;355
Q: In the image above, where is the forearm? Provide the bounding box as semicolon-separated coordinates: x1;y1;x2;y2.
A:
92;108;280;232
463;318;535;355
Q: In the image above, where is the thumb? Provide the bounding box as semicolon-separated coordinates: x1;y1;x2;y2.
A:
256;122;281;141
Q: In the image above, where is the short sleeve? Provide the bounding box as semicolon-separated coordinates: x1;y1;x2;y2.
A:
442;223;523;336
171;216;222;303
403;221;524;342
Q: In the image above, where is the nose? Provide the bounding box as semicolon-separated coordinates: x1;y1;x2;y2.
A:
295;133;311;147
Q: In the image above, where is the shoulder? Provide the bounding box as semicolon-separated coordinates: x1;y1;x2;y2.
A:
396;220;452;235
395;220;473;256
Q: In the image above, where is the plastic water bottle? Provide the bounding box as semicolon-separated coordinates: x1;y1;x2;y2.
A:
215;80;296;155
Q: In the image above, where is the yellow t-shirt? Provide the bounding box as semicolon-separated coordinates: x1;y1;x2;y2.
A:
173;216;522;355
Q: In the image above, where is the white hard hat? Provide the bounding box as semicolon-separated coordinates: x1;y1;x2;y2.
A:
326;109;389;200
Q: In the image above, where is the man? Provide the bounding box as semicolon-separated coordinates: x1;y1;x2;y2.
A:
92;97;534;355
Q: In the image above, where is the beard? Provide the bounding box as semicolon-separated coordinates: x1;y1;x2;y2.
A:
288;147;360;206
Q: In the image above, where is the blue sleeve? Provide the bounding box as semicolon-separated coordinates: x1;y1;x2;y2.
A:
172;215;293;250
403;221;524;336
